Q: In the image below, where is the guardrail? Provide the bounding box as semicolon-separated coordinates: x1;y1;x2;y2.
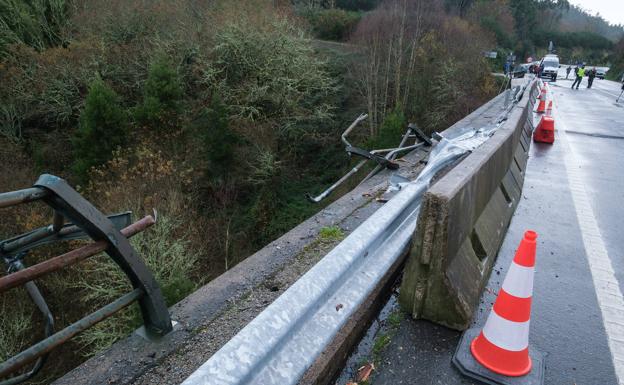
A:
179;79;534;385
0;174;172;384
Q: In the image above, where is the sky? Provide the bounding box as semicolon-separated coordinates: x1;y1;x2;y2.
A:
568;0;624;26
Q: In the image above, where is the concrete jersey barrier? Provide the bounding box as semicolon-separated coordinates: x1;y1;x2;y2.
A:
399;81;536;330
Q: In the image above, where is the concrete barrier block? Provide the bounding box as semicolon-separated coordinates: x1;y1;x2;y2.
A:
400;83;535;330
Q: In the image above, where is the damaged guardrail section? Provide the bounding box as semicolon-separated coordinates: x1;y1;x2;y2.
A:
181;82;532;385
399;82;536;330
0;174;171;385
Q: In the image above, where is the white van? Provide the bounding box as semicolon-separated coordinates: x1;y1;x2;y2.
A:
539;54;560;81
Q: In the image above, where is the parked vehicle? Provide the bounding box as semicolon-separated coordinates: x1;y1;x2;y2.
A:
512;65;527;78
539;54;560;82
596;68;607;79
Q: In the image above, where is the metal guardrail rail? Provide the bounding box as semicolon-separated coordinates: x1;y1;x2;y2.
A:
0;174;172;384
180;78;534;385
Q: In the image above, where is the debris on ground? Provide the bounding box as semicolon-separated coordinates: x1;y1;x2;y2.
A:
356;362;375;382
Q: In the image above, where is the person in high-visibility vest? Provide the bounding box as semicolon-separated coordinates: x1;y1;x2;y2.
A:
572;65;586;89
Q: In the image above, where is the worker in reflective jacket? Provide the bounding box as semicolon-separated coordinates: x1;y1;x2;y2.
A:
572;65;585;90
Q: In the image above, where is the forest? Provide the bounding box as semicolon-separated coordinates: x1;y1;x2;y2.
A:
0;0;622;382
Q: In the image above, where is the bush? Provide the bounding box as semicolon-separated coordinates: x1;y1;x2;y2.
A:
369;108;406;149
135;57;183;128
301;8;361;41
194;95;239;181
335;0;380;11
0;42;101;136
209;18;336;142
0;0;72;57
72;78;128;181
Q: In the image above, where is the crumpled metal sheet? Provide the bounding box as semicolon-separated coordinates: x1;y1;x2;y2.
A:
388;122;501;193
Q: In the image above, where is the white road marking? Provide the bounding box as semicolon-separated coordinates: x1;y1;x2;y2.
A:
557;110;624;384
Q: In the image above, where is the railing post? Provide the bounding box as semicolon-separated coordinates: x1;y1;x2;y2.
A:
33;174;172;335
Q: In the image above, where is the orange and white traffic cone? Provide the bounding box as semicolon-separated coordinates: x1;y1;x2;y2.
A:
535;99;546;113
471;230;537;376
453;231;545;385
534;116;555;144
536;87;547;100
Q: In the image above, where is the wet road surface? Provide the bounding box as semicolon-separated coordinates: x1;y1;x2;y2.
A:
370;78;624;385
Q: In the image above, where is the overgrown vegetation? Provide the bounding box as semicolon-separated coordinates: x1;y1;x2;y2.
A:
8;0;615;382
350;1;498;133
0;290;32;362
300;7;362;41
0;0;72;57
459;0;623;65
608;38;624;80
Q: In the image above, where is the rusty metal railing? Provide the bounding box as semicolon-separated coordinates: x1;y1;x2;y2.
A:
0;174;172;384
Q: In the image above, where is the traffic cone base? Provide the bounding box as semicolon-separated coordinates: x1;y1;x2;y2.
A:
471;331;531;376
453;328;545;385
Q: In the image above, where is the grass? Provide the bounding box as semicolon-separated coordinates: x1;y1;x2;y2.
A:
0;291;32;362
70;213;199;356
318;226;345;240
387;309;402;328
372;332;392;356
369;308;404;366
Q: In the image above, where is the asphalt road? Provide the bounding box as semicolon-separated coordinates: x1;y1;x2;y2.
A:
370;78;624;385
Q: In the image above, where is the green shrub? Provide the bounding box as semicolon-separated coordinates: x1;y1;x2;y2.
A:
135;57;183;128
210;18;336;141
335;0;380;11
72;78;128;181
369;108;406;149
425;59;466;131
301;8;361;41
73;214;198;356
194;95;238;181
0;103;21;143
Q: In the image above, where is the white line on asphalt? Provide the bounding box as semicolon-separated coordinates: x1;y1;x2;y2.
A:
557;114;624;385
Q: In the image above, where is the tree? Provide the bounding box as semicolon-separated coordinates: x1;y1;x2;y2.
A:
351;0;430;135
508;0;569;54
135;57;183;128
195;94;238;181
444;0;474;17
72;78;128;180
